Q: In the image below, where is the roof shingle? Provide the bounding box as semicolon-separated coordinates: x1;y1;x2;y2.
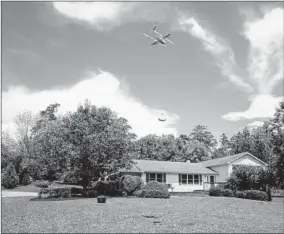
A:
121;159;218;175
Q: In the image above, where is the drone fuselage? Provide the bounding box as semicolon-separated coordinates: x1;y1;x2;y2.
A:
155;36;166;44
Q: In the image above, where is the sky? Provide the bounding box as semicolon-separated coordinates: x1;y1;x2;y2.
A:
2;1;284;139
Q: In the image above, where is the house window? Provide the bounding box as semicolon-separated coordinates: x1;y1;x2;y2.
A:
146;173;166;183
179;174;202;185
182;174;187;184
150;173;156;181
194;175;199;185
187;175;193;184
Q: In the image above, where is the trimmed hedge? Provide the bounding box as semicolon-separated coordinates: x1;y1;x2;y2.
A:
209;187;223;196
38;187;71;199
271;189;284;197
221;189;234;197
34;180;49;188
209;187;234;197
134;181;170;199
244;190;268;201
235;191;246;199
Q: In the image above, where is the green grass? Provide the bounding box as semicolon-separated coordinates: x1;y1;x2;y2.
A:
2;195;283;233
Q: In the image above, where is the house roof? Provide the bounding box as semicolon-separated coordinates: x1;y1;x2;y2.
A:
201;152;267;167
120;159;218;175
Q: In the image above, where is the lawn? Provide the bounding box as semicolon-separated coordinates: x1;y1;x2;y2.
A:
2;195;283;233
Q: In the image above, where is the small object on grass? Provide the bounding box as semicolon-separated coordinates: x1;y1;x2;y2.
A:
142;215;157;219
97;195;106;203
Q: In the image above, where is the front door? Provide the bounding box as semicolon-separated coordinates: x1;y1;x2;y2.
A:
210;176;215;188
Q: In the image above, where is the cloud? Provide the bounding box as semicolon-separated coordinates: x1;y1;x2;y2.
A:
244;7;283;94
222;94;283;121
222;7;283;122
2;70;179;138
178;14;254;93
178;7;283;122
52;2;178;31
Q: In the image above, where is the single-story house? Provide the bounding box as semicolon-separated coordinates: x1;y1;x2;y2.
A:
120;152;267;192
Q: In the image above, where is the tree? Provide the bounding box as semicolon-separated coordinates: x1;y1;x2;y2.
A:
134;134;161;160
230;131;244;154
188;125;217;161
268;101;284;188
189;125;217;149
213;133;231;159
63;100;136;189
2;164;19;189
31;117;72;180
31;103;60;133
13;110;36;175
1;131;18;169
25;103;65;180
249;126;273;164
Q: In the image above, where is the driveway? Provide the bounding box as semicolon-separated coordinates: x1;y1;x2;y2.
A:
2;191;38;197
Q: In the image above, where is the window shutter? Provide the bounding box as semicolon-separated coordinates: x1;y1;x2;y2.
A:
179;174;181;185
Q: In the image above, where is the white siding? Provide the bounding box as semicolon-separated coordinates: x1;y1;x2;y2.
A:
208;164;229;182
141;173;146;184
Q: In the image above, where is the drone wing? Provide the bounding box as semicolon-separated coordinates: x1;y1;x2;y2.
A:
166;38;174;44
152;24;158;32
163;33;174;44
142;33;155;41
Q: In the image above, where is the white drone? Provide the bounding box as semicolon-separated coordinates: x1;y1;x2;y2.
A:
143;24;174;47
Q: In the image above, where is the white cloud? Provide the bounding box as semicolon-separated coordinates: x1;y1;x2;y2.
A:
178;15;254;93
52;2;177;31
178;7;283;122
244;7;284;94
222;94;283;121
222;7;284;122
2;70;179;138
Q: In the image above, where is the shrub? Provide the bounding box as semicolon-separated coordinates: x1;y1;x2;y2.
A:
62;171;80;185
244;190;268;201
34;180;49;188
92;180;122;196
133;190;146;197
120;175;144;195
70;187;84;196
209;187;223;196
271;189;284;197
1;164;19;189
83;187;97;198
20;173;33;185
221;188;234;197
134;181;170;199
38;187;72;199
225;176;238;192
235;191;246;198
